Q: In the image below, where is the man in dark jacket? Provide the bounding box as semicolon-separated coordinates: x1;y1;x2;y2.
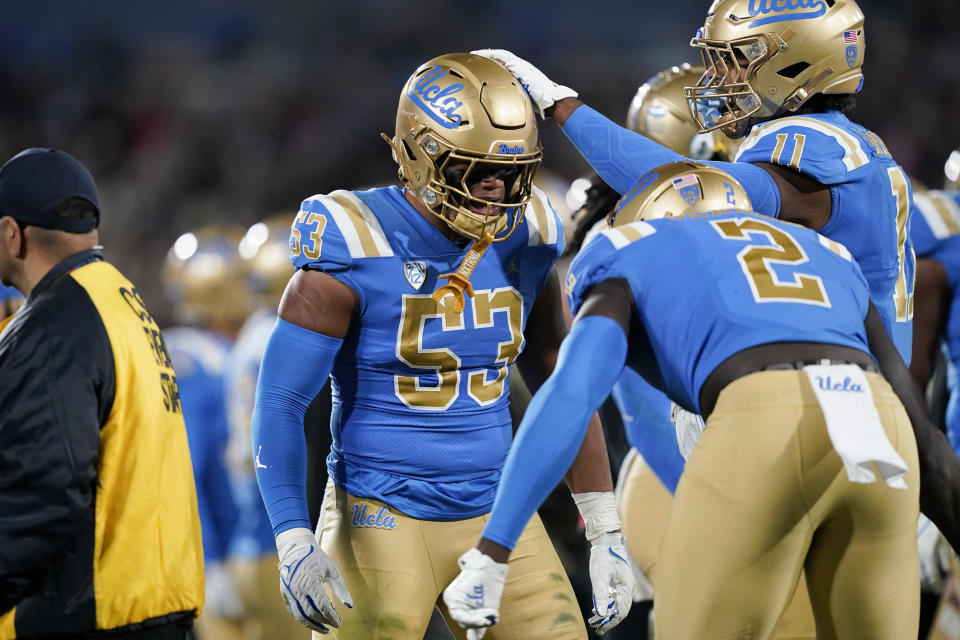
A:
0;148;204;639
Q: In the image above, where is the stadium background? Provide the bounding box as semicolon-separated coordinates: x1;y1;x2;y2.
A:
0;0;954;326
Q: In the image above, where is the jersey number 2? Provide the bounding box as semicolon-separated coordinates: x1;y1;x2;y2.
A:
711;217;830;307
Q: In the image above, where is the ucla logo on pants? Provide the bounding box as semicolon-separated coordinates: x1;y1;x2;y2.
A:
814;375;863;393
351;503;398;530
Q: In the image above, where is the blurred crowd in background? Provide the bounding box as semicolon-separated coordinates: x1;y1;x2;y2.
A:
0;0;957;324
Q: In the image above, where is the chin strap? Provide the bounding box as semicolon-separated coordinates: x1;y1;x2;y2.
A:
432;231;495;313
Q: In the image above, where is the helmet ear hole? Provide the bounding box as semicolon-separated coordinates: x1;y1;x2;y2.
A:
777;62;810;79
401;139;417;162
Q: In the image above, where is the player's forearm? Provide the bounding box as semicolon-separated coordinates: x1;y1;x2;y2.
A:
561;104;686;195
253;317;341;536
483;317;627;551
563;414;614;493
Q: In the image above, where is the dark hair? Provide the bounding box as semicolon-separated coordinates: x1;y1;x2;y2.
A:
563;174;620;257
798;93;857;115
53;197;99;221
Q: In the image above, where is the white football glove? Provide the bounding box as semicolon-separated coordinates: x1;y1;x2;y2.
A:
588;533;635;635
671;401;705;460
470;48;578;118
918;514;952;593
276;527;353;634
204;561;244;620
442;548;509;640
573;492;635;635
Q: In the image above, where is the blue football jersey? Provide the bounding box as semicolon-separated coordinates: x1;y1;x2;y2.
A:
164;325;238;564
910;189;960;452
566;211;872;413
289;185;564;520
735;112;915;362
611;368;683;493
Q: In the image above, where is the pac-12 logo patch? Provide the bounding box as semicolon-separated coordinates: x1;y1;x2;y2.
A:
672;173;702;206
845;45;858;69
404;260;427;290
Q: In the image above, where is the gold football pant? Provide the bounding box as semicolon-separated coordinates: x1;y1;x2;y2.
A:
230;554;311;640
314;480;586;640
653;370;920;640
617;449;816;638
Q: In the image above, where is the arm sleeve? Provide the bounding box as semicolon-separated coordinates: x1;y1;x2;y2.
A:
0;322;100;610
482;315;628;549
561;105;781;216
252;317;342;536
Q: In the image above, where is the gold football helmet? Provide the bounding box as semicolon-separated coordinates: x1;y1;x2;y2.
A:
627;62;740;160
384;52;542;241
686;0;865;137
945;148;960;191
238;213;296;311
163;224;251;330
608;162;752;226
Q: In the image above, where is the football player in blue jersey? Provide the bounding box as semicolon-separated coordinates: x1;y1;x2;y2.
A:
475;0;916;367
163;226;251;640
444;162;960;639
909;188;960;453
566;62;818;640
252;53;634;639
225;214;310;639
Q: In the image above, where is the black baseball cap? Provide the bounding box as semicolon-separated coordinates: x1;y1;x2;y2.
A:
0;148;100;232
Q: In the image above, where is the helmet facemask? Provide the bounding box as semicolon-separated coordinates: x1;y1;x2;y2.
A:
686;35;775;138
426;145;539;241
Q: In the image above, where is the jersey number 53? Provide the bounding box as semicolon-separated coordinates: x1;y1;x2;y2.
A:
395;289;524;411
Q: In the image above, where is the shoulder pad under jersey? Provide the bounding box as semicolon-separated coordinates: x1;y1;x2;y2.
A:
735;115;873;185
290;189;395;272
520;185;565;255
912;190;960;256
563;222;657;314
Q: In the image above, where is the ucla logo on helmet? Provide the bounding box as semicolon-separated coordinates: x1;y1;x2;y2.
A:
744;0;827;27
409;66;466;129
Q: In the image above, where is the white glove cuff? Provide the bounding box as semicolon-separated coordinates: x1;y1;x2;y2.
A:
573;491;622;542
276;526;314;554
458;548;509;580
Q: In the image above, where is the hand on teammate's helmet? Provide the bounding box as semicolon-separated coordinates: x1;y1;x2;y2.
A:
587;532;636;635
442;548;509;640
471;49;577;118
276;527;353;634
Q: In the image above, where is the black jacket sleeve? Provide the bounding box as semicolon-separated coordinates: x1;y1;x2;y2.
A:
0;294;109;611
